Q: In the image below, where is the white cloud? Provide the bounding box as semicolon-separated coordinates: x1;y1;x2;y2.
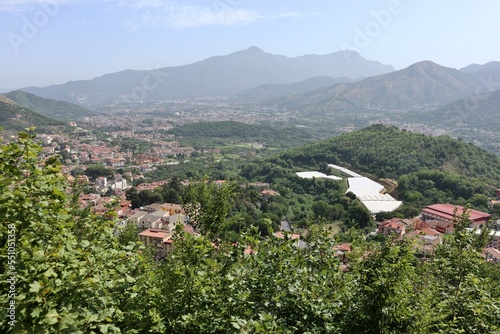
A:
125;3;314;30
0;0;313;30
127;4;260;30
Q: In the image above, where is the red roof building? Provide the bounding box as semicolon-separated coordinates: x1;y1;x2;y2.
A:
377;218;407;236
422;204;492;227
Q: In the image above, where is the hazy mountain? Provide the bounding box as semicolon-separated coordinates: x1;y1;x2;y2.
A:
236;76;356;101
277;61;481;113
460;61;500;93
21;47;394;105
0;94;67;132
402;89;500;154
4;90;96;120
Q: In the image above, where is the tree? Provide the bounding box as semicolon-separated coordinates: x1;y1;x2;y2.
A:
184;180;235;243
0;130;153;333
84;164;113;179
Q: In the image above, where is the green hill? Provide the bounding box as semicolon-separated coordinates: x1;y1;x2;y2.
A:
4;90;96;120
279;124;500;181
0;96;67;132
245;124;500;209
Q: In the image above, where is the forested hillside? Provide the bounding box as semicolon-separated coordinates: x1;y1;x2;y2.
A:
0;97;66;132
1;132;499;333
168;121;314;146
237;124;500;213
4;90;96;120
280;124;500;182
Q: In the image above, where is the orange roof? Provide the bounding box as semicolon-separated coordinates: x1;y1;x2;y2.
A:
274;231;300;240
261;190;279;196
138;228;171;239
484;247;500;260
379;219;405;229
334;243;352;252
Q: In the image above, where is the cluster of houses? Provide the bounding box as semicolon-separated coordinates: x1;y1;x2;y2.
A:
377;204;500;263
123;203;193;258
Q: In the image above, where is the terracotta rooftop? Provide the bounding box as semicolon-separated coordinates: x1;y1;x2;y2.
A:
423;204;492;223
138;228;171;239
274;231;300;240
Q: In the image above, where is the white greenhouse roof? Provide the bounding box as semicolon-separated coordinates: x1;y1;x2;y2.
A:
295;171;342;180
346;177;385;195
327;164;361;177
346;176;401;214
360;200;402;214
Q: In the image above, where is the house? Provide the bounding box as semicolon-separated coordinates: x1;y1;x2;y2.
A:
142;203;185;215
137;211;170;231
138;228;174;256
261;189;279;197
273;231;308;249
422;204;492;227
95;176;107;188
483;247;500;263
435;221;455;234
333;243;352;264
138;223;198;259
377;218;407;236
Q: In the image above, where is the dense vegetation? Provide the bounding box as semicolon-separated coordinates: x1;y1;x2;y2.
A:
168;121;314;147
0;99;66;132
4;91;96;120
1;132;500;333
266;124;500;211
280;124;500;182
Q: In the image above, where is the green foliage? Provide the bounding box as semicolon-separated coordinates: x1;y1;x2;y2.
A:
4;90;96;120
168;120;314;148
398;169;491;208
84;164;114;179
184;180;235;243
0;99;66;133
0;131;151;333
1;130;499;333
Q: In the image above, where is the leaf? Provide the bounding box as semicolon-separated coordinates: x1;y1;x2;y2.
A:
42;310;59;325
44;268;57;278
29;281;41;293
31;307;41;318
98;324;110;333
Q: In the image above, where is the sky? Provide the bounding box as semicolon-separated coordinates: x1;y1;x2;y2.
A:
1;0;499;89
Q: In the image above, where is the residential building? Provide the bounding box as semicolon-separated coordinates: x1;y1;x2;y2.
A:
377;218;407;236
138;228;174;256
143;202;185;215
484;247;500;263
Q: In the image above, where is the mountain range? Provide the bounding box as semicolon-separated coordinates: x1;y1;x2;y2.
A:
21;47;394;105
273;61;492;113
19;47;500;117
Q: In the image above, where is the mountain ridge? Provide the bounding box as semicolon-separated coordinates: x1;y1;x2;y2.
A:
275;61;483;113
20;47;394;105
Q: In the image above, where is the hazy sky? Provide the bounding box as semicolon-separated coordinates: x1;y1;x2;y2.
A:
1;0;499;89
